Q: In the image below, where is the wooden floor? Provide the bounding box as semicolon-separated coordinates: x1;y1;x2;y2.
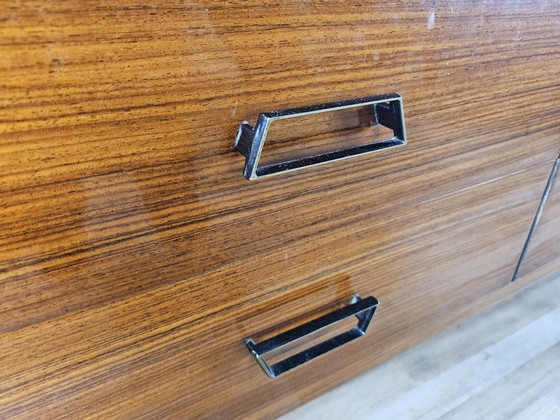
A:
281;272;560;420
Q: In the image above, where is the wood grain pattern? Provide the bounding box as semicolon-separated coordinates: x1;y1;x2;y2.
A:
0;162;553;419
2;0;560;334
1;0;560;418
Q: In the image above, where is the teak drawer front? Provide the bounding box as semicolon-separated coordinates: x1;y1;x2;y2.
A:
2;0;560;336
0;162;551;419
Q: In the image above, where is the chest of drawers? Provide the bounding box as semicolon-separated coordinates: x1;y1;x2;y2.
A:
1;1;559;418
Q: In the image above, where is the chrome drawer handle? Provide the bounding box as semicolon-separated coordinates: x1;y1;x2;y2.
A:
235;93;406;180
245;295;379;378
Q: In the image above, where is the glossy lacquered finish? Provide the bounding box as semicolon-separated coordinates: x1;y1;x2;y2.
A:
1;0;560;418
0;162;553;419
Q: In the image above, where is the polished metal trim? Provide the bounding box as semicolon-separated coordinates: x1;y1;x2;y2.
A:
511;157;560;282
245;295;379;378
235;93;407;180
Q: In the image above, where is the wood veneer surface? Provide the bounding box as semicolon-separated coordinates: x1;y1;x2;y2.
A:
0;162;553;418
1;0;560;418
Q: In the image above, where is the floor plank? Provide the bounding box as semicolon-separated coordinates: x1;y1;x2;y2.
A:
444;342;560;420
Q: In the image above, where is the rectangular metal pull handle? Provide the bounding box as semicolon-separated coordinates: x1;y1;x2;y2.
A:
235;93;406;180
245;295;379;378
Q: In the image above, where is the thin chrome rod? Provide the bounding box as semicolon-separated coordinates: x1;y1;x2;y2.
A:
511;157;560;282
